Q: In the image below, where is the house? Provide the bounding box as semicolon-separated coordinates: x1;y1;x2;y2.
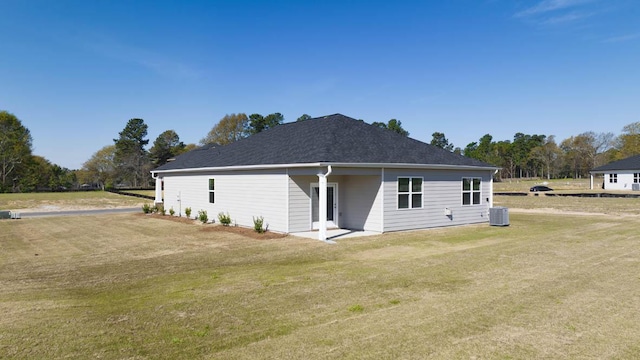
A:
151;114;499;241
589;154;640;190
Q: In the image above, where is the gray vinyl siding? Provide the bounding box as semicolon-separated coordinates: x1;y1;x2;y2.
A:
162;169;288;232
383;168;492;232
288;175;316;232
160;166;492;235
288;170;383;232
340;175;383;231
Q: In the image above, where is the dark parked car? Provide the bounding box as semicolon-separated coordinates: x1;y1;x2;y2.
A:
530;185;553;192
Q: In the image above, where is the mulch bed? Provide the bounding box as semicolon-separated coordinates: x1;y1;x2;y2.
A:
136;213;287;239
135;212;195;224
202;225;288;239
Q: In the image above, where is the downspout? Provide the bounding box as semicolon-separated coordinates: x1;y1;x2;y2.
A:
318;165;333;242
151;172;163;205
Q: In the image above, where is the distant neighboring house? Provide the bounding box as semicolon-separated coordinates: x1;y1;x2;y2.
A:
151;114;499;241
590;154;640;190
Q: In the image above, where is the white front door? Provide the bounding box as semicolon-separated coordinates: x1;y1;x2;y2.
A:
311;183;338;229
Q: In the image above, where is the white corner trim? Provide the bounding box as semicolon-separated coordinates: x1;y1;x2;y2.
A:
285;168;290;233
380;167;385;233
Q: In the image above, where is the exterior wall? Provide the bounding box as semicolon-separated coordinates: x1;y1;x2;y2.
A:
340;175;383;231
288;170;383;232
288;175;316;232
602;171;640;191
382;168;493;232
162;169;288;232
160;165;493;234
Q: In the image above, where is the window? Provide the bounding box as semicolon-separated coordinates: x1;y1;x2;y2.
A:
609;174;617;183
462;178;481;205
398;177;423;209
634;173;640;183
208;178;215;203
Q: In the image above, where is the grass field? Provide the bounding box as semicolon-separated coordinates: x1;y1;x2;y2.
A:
2;196;640;358
495;194;640;215
0;191;146;211
494;178;592;192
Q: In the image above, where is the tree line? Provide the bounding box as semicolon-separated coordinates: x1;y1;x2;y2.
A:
430;125;640;180
2;108;639;193
0;111;76;192
200;113;411;145
0;111;190;192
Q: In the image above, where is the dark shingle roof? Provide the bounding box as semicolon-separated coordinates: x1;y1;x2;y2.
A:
592;154;640;172
155;114;495;171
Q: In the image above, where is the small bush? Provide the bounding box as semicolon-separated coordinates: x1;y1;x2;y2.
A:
253;216;265;233
169;207;175;216
185;207;192;218
198;210;208;224
218;212;231;226
160;208;166;216
152;205;159;214
142;203;152;214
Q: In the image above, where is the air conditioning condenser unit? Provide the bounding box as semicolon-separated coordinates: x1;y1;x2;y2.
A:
489;207;509;226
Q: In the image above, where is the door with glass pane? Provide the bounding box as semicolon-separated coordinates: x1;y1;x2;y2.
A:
311;184;337;229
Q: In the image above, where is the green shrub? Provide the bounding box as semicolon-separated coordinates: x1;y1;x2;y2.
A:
142;203;152;214
253;216;265;233
160;208;166;216
218;212;232;226
185;207;192;218
198;210;208;224
348;304;364;312
169;207;175;216
152;205;159;214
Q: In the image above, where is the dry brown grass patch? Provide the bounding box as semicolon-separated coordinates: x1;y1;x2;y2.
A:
139;212;288;239
3;203;640;359
202;224;288;239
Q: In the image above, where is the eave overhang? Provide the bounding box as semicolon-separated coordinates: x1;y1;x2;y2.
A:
151;162;500;176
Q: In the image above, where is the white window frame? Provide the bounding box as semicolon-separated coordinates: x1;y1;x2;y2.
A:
208;178;215;203
462;177;482;206
609;174;617;183
634;173;639;183
397;177;423;209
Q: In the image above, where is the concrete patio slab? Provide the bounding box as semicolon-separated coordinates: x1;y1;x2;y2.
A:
291;229;381;241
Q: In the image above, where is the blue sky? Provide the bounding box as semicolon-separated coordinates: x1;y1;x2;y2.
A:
1;0;639;169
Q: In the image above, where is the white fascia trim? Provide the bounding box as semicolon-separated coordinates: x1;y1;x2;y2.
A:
152;162;500;175
153;163;326;175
